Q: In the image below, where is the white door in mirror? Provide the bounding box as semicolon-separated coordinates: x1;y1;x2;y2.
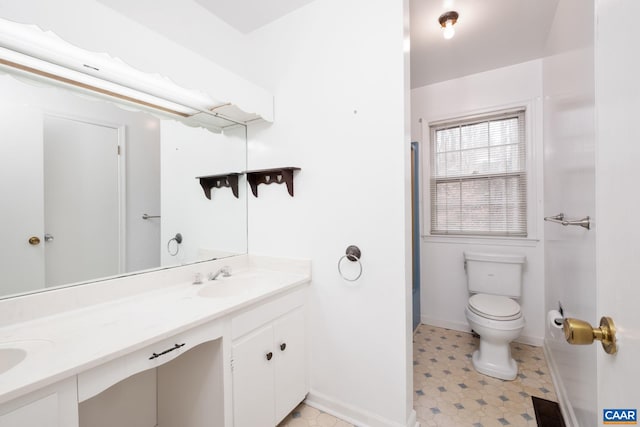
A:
0;105;45;294
43;115;122;287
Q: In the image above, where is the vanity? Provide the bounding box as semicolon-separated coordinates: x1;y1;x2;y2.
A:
0;255;310;427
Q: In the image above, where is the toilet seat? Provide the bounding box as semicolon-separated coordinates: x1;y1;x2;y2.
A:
468;293;522;321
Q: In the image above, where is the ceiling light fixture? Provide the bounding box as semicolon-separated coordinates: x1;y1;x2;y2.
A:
438;11;459;40
0;52;197;117
0;17;250;130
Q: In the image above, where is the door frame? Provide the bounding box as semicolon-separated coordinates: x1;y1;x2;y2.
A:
411;141;421;331
43;111;127;274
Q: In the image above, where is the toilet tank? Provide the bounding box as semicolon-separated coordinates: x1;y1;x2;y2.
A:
464;252;526;298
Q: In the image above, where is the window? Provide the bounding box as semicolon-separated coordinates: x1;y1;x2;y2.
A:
429;109;527;237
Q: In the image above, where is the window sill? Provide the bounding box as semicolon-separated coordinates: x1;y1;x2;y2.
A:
422;235;540;247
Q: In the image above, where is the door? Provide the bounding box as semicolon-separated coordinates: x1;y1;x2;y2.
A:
411;142;421;331
232;324;276;427
273;308;307;423
43;115;122;287
0;105;45;294
595;0;640;420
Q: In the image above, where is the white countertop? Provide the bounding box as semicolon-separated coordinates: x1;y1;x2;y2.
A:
0;267;310;405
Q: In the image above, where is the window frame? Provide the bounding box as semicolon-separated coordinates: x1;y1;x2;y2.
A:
421;104;538;242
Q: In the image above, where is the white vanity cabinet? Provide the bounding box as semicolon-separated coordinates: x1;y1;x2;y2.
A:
0;261;311;427
0;378;78;427
231;289;307;427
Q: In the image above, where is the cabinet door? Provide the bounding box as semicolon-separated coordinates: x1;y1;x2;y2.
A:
232;324;275;427
0;394;58;427
0;377;78;427
274;307;307;423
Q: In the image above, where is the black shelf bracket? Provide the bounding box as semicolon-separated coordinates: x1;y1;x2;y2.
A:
246;167;300;197
197;173;241;199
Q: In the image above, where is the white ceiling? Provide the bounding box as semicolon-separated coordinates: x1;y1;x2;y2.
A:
193;0;316;33
410;0;560;88
96;0;560;90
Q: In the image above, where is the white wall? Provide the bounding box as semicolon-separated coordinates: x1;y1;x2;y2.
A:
411;60;546;345
242;1;414;426
542;1;596;425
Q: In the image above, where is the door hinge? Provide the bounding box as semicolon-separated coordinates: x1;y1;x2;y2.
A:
230;358;234;372
117;145;121;155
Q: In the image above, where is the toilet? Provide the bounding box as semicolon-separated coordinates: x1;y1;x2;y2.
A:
464;252;526;380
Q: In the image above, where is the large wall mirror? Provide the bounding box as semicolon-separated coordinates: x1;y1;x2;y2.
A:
0;71;248;299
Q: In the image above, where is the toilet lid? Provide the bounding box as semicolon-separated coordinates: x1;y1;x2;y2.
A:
468;293;522;320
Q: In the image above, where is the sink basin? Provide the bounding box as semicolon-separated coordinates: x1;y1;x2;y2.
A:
0;339;53;375
197;280;256;299
197;271;301;299
0;348;27;375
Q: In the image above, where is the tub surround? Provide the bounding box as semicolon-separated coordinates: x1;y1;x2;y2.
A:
0;255;310;422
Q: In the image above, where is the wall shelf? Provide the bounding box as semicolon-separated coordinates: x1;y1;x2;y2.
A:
246;167;301;197
197;173;242;199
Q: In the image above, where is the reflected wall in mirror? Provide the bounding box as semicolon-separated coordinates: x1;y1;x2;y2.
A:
0;73;247;299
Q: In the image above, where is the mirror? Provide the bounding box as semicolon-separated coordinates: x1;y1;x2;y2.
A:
0;72;247;299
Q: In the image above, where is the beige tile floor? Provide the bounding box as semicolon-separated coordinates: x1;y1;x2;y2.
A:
414;324;557;427
279;324;558;427
278;403;353;427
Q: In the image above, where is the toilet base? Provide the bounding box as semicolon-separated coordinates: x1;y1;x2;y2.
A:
471;347;518;381
465;306;524;381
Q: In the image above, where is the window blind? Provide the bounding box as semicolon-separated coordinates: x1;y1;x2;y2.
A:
430;110;527;237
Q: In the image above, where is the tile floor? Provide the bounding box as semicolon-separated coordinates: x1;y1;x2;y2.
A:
278;403;353;427
279;324;558;427
413;324;557;427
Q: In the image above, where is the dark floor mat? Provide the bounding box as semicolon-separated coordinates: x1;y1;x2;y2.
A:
532;396;566;427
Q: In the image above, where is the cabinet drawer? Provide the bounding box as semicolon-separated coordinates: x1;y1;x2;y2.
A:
231;288;305;340
77;320;222;402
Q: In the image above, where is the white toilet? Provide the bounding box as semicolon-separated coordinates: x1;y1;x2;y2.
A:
464;252;526;380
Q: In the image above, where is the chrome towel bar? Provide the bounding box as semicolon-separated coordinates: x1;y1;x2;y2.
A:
544;213;591;230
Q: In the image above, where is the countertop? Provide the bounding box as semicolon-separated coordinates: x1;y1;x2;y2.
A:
0;267;310;405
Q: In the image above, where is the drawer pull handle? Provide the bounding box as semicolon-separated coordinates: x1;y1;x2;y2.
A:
266;352;273;361
149;343;186;360
280;343;287;351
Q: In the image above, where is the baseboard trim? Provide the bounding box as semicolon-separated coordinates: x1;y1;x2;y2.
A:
420;316;471;334
305;390;418;427
543;340;578;427
407;408;419;427
420;316;544;347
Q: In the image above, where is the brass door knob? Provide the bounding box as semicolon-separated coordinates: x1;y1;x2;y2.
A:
563;316;617;354
28;236;41;245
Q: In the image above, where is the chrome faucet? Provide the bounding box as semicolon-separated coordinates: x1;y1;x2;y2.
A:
208;266;231;281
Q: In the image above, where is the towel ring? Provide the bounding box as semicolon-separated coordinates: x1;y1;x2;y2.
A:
167;233;182;256
338;245;362;281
